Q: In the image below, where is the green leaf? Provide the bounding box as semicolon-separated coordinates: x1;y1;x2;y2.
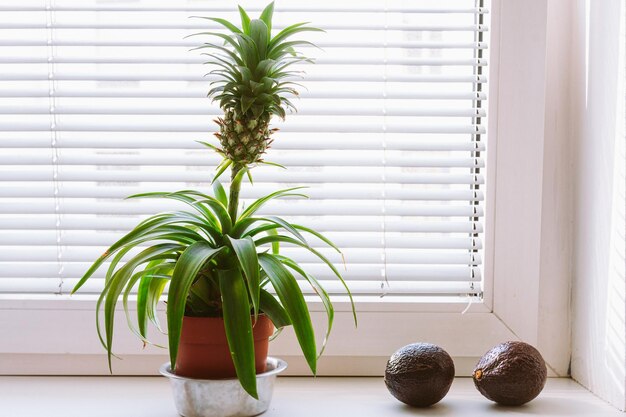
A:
136;265;169;338
239;187;308;221
259;160;286;169
234;33;259;69
263;216;307;244
268;40;318;59
292;224;341;253
99;244;181;371
213;158;233;183
197;44;244;66
123;262;172;348
275;255;334;356
259;2;275;36
255;234;356;327
258;253;316;374
73;217;167;293
269;23;323;51
168;243;225;372
146;277;169;333
136;269;152;339
241;95;255;114
105;246;132;285
195;16;242;35
232;216;306;245
218;268;258;399
186;32;243;56
196;140;223;154
212;180;228;207
189;274;215;308
227;236;260;319
193;197;232;233
259;288;291;329
249;19;269;59
268;227;280;255
126;191;219;229
238;6;251;34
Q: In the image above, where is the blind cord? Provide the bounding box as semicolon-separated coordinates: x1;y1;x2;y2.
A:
380;0;390;297
467;0;486;301
46;0;63;295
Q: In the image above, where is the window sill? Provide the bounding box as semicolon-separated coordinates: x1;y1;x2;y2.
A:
0;376;620;416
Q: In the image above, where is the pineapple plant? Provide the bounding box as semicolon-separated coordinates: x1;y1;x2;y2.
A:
195;1;320;218
73;2;355;401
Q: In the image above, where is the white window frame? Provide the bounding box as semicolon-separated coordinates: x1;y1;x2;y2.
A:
0;0;571;377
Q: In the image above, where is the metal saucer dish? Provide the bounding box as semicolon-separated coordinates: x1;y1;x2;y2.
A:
160;357;287;417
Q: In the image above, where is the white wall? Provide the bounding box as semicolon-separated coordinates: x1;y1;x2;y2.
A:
570;0;626;411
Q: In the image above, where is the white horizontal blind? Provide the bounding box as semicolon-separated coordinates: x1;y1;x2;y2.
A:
0;0;487;300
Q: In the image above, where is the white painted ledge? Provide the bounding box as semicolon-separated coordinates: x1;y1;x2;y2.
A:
0;377;621;417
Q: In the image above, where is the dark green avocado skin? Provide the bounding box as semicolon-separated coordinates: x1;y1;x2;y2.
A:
384;343;455;407
473;341;547;406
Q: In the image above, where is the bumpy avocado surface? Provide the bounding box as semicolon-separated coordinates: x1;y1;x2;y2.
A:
473;341;547;406
384;343;455;407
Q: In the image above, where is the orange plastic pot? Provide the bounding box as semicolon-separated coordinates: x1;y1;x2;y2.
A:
174;314;274;379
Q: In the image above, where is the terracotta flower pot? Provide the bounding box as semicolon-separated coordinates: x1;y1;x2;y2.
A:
175;314;274;379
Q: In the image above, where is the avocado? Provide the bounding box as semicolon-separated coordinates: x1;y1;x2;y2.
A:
384;343;455;407
473;341;547;405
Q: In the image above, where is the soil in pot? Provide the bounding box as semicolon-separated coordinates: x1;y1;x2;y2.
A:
175;314;274;379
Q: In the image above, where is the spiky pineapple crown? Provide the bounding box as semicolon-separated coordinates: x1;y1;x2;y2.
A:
193;2;321;168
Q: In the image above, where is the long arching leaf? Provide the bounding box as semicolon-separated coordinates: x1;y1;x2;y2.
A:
136;265;172;338
255;234;356;326
239;187;308;221
274;255;334;356
193;197;232;233
100;244;181;371
238;6;251;34
193;16;243;34
259;2;275;35
269;23;323;51
227;236;260;318
259;288;291;329
218;267;258;399
127;191;219;228
258;253;316;374
167;243;225;372
212;180;228;207
123;262;172;348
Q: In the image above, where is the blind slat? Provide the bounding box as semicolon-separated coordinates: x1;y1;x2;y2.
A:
0;6;489;13
0;73;488;84
0;104;487;118
0;138;487;151
0;88;487;100
0;246;481;265
0;40;489;49
0;23;488;32
0;182;485;202
0;278;482;296
0;168;485;185
0;262;482;282
0;56;488;67
0;199;485;217
0;230;482;250
0;151;486;168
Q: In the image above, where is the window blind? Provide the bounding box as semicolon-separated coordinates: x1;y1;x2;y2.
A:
0;0;487;301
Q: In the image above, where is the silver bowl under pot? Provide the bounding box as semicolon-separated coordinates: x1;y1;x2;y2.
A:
160;357;287;417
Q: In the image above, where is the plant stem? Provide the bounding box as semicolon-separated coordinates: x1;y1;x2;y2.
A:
228;164;243;222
